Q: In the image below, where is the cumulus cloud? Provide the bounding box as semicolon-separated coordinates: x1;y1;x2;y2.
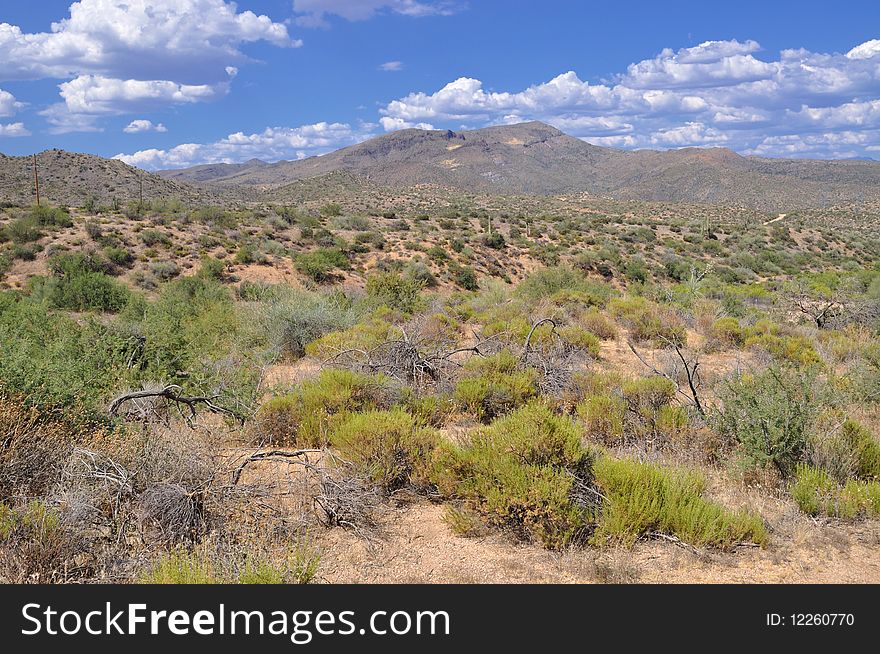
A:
124;119;168;134
0;0;295;131
0;87;23;117
379;38;880;158
59;75;230;114
379;116;434;131
0;0;294;82
0;122;30;137
115;121;374;169
294;1;460;26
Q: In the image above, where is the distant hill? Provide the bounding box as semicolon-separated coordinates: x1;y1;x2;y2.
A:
0;149;216;207
159;121;880;210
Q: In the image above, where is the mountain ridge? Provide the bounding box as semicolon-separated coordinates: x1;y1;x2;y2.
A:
157;121;880;210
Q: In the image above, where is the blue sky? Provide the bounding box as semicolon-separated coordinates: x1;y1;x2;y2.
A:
1;0;879;169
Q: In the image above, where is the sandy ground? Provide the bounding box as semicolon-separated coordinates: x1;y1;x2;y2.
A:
313;500;880;584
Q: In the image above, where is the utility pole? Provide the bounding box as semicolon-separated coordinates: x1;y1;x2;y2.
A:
32;154;41;207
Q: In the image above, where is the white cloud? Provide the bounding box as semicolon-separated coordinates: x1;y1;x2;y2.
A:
0;87;23;117
379;61;404;72
0;0;296;131
379;116;434;130
0;122;30;137
59;75;230;114
379;38;880;158
294;1;460;26
847;39;880;60
115;121;374;169
0;1;294;82
124;119;168;134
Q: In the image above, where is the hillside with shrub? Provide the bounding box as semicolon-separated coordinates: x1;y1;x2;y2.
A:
1;184;879;583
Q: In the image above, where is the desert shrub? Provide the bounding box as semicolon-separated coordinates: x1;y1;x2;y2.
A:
430;403;596;549
451;264;479;291
305;316;401;358
0;500;88;583
255;370;393;446
846;420;880;481
261;289;360;359
808;417;880;483
1;218;42;243
442;504;486;537
791;465;880;519
399;391;453;427
364;271;425;314
609;296;686;346
138;549;217;583
197;256;226;280
140;229;171;248
33;252;131;312
517;266;611;306
577;395;626;444
234;243;265;265
30;205;72;228
709;317;745;348
131;277;261;413
715;366;817;476
579;309;618;340
744;332;821;366
481;231;506;249
294;248;349;282
0;393;106;498
592;457;767;549
0;301;133;413
139;546;319;584
557;325;601;358
104;246;134;268
330;409;439;492
453;350;538;421
150;261;181;282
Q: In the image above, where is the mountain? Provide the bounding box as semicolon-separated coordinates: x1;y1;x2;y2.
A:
0;149;217;207
159;121;880;210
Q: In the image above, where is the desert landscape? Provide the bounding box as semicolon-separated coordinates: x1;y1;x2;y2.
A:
1;121;879;584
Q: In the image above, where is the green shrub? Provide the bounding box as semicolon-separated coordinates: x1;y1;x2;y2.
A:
710;317;745;348
31;255;132;313
139;549;217;584
261;289;360;359
431;403;595;549
517;266;611;306
577;395;626;444
330;409;439;492
557;325;601;358
791;465;880;519
0;500;86;583
140;229;171;248
579;309;618;340
1;218;42;243
592;458;767;549
609;297;686;346
715;366;817;476
294;248;349;282
452;265;479;291
364;271;425;313
305;317;400;358
255;370;392;447
453;350;538;421
30;205;72;228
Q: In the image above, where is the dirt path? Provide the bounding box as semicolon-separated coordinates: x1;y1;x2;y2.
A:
762;213;787;226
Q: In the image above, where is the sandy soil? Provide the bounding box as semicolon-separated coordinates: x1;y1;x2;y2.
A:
314;500;880;584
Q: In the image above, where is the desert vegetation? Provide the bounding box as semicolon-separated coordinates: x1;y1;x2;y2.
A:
1;193;879;584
